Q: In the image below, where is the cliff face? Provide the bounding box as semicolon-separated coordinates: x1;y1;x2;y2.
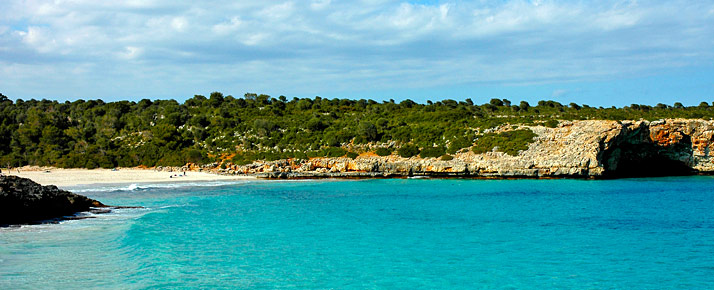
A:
211;119;714;179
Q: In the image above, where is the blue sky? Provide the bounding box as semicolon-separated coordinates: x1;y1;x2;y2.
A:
0;0;712;107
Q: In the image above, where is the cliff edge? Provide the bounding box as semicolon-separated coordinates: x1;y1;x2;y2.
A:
184;119;714;179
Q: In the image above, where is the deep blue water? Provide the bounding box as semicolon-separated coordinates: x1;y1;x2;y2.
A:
2;177;714;289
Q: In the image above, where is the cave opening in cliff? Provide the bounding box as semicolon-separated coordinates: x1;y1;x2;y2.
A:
603;135;695;178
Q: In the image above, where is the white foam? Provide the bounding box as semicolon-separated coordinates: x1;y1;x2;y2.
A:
0;204;183;233
68;180;252;193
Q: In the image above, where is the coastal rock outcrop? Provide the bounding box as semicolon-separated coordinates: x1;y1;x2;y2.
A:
0;175;106;226
212;119;714;179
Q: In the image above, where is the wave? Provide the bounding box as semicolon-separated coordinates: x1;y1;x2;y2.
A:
69;180;252;193
0;204;180;233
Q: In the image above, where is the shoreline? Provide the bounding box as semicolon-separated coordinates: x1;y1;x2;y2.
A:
3;167;255;188
4;166;709;189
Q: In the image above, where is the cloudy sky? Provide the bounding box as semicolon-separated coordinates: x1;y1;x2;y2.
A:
1;0;713;106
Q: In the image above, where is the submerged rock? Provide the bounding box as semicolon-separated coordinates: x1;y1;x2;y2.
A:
0;175;106;226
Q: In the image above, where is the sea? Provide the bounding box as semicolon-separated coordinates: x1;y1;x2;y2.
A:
2;177;714;289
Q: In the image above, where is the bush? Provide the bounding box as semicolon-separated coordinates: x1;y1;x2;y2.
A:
347;152;359;159
232;152;256;165
472;129;537;156
447;137;473;154
544;119;559;128
440;154;454;161
292;151;308;160
397;144;420;158
324;147;347;158
307;147;347;158
375;147;392;156
419;146;445;158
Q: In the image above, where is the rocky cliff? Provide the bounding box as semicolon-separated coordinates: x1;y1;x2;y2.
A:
0;176;106;226
194;119;714;179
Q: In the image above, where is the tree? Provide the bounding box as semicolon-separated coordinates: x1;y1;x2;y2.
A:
358;121;378;142
209;92;224;107
253;119;276;136
400;99;416;108
519;101;530;111
490;98;504;106
305;118;327;132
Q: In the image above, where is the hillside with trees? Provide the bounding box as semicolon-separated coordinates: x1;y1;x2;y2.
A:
0;92;712;168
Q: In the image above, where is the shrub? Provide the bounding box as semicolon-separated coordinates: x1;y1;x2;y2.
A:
419;146;445;158
347;152;359;159
324;147;347;158
447;138;473;154
232;152;256;165
292;151;308;160
472;129;537;156
544;119;559;128
440;154;454;161
398;144;420;158
375;147;392;156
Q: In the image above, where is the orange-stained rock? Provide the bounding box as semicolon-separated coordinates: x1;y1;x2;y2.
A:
217;119;714;178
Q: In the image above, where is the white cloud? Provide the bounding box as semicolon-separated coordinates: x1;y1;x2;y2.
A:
259;2;295;19
171;17;188;32
212;17;242;35
241;33;266;46
119;46;143;60
310;0;331;10
0;0;712;102
20;26;57;53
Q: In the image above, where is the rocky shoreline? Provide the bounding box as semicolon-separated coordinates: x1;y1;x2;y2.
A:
0;176;108;226
166;119;714;179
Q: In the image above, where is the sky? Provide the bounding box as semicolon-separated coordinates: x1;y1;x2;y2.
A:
0;0;713;107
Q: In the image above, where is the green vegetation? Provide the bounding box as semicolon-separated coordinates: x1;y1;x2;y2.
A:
543;119;560;128
0;91;712;168
375;148;392;156
419;146;445;158
398;144;421;158
472;129;538;156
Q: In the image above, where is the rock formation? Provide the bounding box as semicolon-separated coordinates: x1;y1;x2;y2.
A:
0;175;106;226
187;119;714;179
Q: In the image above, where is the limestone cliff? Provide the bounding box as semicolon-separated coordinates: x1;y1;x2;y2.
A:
190;119;714;179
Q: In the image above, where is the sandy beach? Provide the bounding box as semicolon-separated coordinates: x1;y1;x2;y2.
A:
3;167;254;188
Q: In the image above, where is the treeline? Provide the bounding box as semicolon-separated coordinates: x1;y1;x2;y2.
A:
0;92;712;168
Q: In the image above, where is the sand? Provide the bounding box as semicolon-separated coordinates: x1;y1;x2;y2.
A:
3;167;254;187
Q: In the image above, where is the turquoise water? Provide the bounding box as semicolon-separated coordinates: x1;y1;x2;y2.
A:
2;177;714;289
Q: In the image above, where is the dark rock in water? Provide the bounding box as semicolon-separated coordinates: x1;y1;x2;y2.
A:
0;175;106;226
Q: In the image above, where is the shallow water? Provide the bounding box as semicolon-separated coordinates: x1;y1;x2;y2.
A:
2;177;714;289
